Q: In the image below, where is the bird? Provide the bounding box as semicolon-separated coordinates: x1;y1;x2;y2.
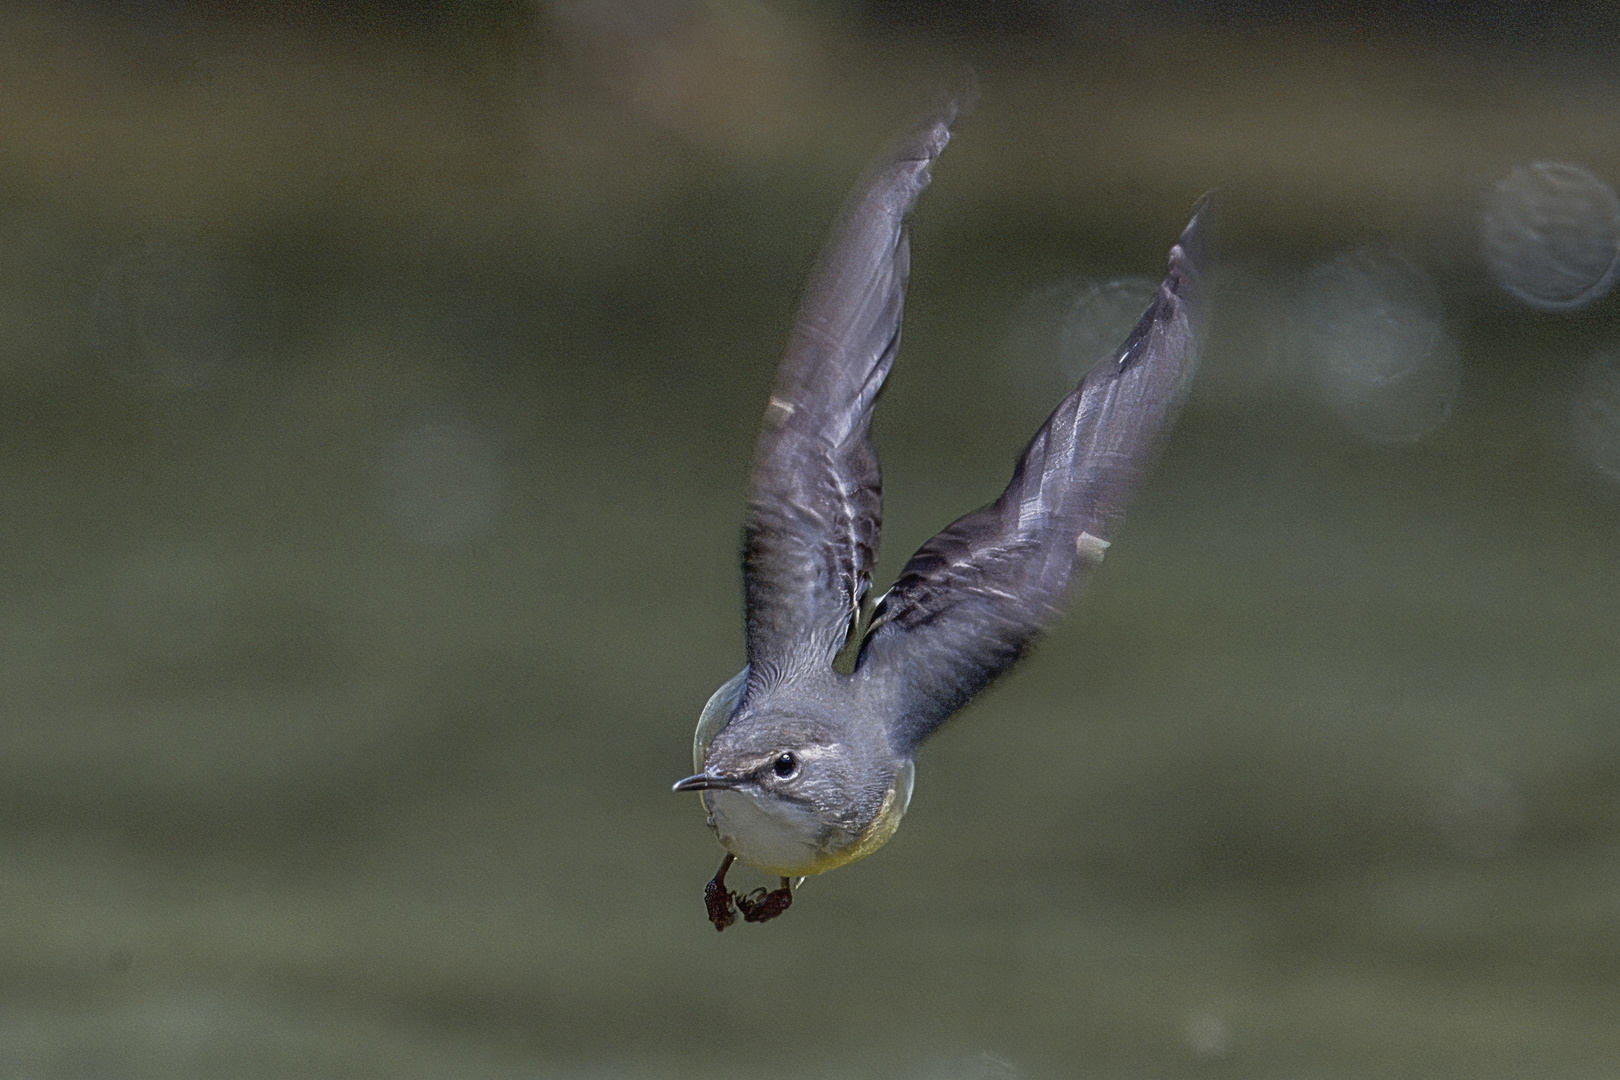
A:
672;99;1206;931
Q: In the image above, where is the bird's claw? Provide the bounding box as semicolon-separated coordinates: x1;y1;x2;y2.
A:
736;881;793;923
704;875;737;931
701;853;792;929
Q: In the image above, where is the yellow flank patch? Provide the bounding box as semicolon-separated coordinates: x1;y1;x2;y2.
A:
836;782;909;866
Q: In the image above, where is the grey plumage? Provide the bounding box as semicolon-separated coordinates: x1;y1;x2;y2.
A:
676;100;1206;923
859;203;1202;751
742;104;957;690
742;101;1201;747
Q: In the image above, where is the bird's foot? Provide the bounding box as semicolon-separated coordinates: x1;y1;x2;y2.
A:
736;878;793;923
704;853;738;931
704;877;737;931
700;856;793;928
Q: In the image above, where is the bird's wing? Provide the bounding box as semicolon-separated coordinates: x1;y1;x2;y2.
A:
856;203;1206;751
743;104;957;685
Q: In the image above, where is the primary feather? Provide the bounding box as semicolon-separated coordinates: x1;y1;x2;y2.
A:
742;105;957;690
855;205;1205;751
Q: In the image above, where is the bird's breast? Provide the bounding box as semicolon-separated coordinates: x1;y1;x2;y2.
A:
702;788;847;877
699;760;914;878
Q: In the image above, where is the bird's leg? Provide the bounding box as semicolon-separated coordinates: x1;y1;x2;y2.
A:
703;853;738;931
736;876;794;923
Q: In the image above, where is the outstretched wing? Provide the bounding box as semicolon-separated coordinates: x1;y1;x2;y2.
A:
856;202;1207;751
742;104;958;686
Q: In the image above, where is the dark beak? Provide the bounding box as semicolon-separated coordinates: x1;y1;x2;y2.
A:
672;773;738;793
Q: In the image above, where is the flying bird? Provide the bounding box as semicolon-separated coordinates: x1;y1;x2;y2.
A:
674;101;1206;930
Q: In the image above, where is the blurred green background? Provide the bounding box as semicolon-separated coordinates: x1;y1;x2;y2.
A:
1;1;1618;1076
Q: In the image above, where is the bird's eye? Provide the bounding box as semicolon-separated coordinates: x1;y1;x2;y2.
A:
772;752;798;779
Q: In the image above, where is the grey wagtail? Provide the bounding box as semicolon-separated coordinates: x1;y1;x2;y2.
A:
673;100;1206;930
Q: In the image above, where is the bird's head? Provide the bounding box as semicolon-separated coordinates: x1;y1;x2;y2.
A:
673;667;914;877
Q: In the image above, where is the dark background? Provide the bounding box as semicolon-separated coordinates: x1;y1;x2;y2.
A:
1;1;1617;1076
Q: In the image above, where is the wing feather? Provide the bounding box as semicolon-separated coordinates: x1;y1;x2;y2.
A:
856;202;1207;749
742;104;958;685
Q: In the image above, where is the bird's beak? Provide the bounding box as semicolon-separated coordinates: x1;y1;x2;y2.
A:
672;773;738;793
